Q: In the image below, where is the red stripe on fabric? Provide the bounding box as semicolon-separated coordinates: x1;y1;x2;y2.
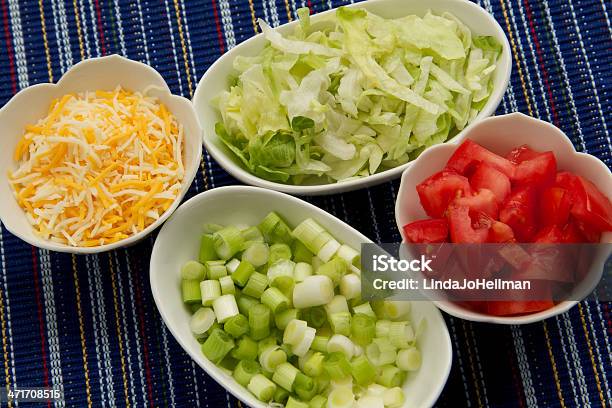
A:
93;0;107;55
523;0;559;125
31;247;51;408
210;0;225;54
0;0;17;94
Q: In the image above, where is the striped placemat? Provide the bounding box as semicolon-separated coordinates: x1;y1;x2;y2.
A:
0;0;610;407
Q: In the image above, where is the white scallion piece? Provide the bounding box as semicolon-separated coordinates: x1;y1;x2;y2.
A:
294;262;313;283
353;344;363;357
355;395;384;408
283;319;308;345
330;376;353;391
339;274;361;300
292;275;334;308
384;301;411;320
396;347;421;371
212;294;239;323
317;239;340;262
291;326;316;357
383;387;406;408
336;245;360;266
200;280;221;306
226;258;241;274
326;334;354;359
219;276;235;295
242;242;270;267
189;307;216;335
366;384;388;397
267;259;295;285
324;295;349;316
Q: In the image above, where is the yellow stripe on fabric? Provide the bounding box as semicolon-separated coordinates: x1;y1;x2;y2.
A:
109;254;131;408
577;304;606;408
283;0;293;22
172;0;193;96
38;0;54;82
72;0;85;60
499;0;534;116
461;320;484;408
0;287;12;408
542;320;566;408
72;255;93;408
248;0;258;33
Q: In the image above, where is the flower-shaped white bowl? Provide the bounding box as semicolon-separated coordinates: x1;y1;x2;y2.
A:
0;55;202;254
151;186;453;408
395;112;612;324
192;0;512;196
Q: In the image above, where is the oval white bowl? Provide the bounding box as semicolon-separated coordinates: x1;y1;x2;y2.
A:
395;112;612;324
192;0;512;195
0;55;202;254
150;186;453;407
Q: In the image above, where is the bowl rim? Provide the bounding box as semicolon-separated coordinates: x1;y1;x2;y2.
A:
0;54;203;254
192;0;512;196
150;185;454;407
394;111;612;324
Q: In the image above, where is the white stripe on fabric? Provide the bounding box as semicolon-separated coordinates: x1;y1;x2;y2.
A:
178;0;198;78
190;360;202;407
56;0;74;70
77;0;92;58
7;0;29;87
541;0;587;152
112;0;127;57
135;0;151;64
267;0;280;27
50;0;65;73
449;318;472;405
600;0;612;36
87;0;101;57
366;189;381;243
467;324;490;407
0;226;18;408
582;302;611;401
510;326;538;408
553;316;580;407
560;314;590;405
218;0;236;49
163;0;185;95
261;0;270;25
160;325;177;407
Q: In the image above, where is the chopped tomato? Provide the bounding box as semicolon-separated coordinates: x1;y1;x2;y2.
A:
506;144;540;164
512;151;557;187
570;176;612;232
446;139;515;178
499;186;538;242
560;222;586;243
486;300;554;316
532;225;564;243
446;204;488;243
454;188;499;219
539;187;571;227
573;219;601;243
488;220;515;243
403;219;449;243
469;162;511;203
416;170;471;218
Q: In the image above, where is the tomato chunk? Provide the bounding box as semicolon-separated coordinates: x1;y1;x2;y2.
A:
571;176;612;232
486;300;554;316
512;151;556;187
446;139;515;178
539;187;571;227
506;144;540;164
499;186;538;242
560;222;586;243
573;219;601;243
446;204;488;243
469;162;511;203
416;170;471;218
532;225;564;243
453;188;499;219
403;219;449;243
488;220;515;243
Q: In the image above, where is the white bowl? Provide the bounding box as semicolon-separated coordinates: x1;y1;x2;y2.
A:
150;186;453;408
395;112;612;324
192;0;512;196
0;55;202;254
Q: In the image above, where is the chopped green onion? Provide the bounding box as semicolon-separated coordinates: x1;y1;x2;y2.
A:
396;347;421;371
285;396;309;408
232;261;255;287
259;345;287;372
323;352;351;380
257;336;277;354
355;395;384;408
375;320;391;338
219;276;235;295
189;303;202;314
241;226;264;243
203;223;224;234
292;218;326;253
314;375;330;394
223;314;249;338
371;300;386;319
259;212;294;245
206;260;227;280
201;328;234;364
247;373;276;403
311;335;329;352
236;294;259;316
352;302;376;318
316;257;347;285
213;226;244;260
267;259;295;286
181;280;201;304
199;234;217;263
377;365;405;388
242;272;268;298
336;245;360;266
200;280;221;306
339;273;361;300
351;313;376;346
366;338;397;366
283;319;308;345
248;304;271;340
294;372;316;401
181;261;206;280
220;355;239;371
212;294;239;323
292;240;314;263
261;287;289;313
233;360;260;387
273;387;289;404
270;275;295;307
272;361;299;391
275;308;300;330
351;355;376;386
309;395;327;408
329;312;351;336
388;321;415;348
354;344;364;357
383;301;411;321
327;334;355;359
231;336;258;360
291;327;316;357
324;295;349;316
292;275;334;308
242;242;270;267
226;258;241;274
366;383;388;397
294;262;313;283
268;243;292;265
302;306;327;328
189;307;216;336
327;387;354;408
383;386;405;408
311;256;323;271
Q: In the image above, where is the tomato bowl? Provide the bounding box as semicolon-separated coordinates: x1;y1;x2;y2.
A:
394;112;612;324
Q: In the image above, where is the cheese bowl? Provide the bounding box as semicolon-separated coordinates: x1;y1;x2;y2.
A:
0;55;202;254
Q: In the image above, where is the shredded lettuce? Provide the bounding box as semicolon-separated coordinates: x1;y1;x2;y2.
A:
212;7;501;185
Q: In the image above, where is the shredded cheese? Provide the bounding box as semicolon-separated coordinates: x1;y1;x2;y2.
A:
10;86;185;247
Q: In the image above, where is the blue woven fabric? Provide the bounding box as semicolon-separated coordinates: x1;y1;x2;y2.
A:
0;1;610;407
